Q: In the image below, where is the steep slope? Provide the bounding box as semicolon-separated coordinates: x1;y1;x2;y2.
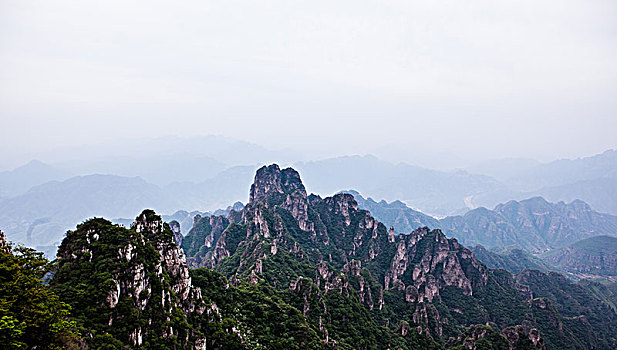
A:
440;197;617;252
51;210;206;349
182;164;617;349
542;236;617;279
344;192;617;257
470;245;554;274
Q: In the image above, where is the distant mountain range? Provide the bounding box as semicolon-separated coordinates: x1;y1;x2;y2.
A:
348;192;617;254
0;174;181;247
0;160;71;198
1;146;616;251
440;197;617;253
471;150;617;214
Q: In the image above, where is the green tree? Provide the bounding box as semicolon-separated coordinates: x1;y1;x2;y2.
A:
0;245;82;349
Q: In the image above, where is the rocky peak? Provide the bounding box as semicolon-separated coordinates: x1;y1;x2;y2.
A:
131;209;166;241
249;164;307;205
168;220;182;246
324;193;359;226
0;229;9;253
53;210;205;349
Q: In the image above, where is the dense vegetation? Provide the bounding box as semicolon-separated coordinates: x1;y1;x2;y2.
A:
542;236;617;278
470;245;554;274
0;243;81;349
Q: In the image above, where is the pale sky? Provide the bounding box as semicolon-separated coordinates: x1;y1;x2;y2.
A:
1;0;616;168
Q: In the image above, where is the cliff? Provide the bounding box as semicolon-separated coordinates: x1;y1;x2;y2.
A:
52;210;206;349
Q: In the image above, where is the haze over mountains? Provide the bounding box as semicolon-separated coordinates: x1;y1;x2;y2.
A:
1;136;616;254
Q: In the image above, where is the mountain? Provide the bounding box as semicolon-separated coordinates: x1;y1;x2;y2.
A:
0;160;70;198
542;236;617;280
344;192;617;256
61;154;228;186
51;210;206;348
440;197;617;253
343;190;441;233
534;177;617;216
507;150;617;192
180;164;617;349
467;158;542;182
0;174;181;247
294;155;510;216
165;165;257;212
470;245;555;274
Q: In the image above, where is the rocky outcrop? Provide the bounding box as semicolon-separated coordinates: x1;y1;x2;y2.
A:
168;220;183;246
501;325;545;350
181;215;230;268
448;324;545;350
0;229;9;253
384;227;488;302
53;210;205;349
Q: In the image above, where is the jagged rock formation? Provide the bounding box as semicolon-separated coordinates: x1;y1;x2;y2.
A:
52;210;206;349
447;324;545;350
0;229;9;253
181;164;617;349
181;215;231;268
168;219;183;246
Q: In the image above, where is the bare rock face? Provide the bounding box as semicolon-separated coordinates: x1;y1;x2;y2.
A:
131;211;204;314
501;325;546;350
249;164;306;205
168;220;183;246
448;324;545;350
384;227;488;302
181;215;230;268
0;229;9;253
180;164;593;348
191;165;495;338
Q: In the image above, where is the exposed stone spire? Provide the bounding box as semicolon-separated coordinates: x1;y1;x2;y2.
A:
249;164;306;205
0;229;9;254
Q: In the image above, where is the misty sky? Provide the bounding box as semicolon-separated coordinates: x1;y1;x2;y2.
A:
1;0;616;169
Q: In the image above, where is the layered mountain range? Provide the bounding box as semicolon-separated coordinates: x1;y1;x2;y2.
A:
347;191;617;254
2;147;616;252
